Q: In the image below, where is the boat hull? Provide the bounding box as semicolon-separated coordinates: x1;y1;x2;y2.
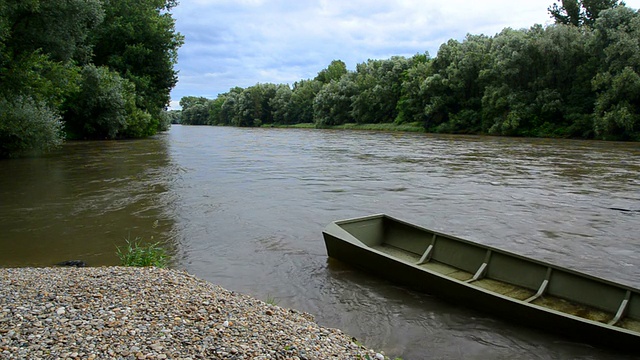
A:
323;214;640;351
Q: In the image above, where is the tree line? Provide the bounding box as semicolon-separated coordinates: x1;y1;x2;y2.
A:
179;1;639;141
0;0;183;158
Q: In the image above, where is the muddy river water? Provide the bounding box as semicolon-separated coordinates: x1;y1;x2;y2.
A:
1;125;639;359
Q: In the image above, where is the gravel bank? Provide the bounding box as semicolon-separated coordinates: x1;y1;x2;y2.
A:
0;267;384;359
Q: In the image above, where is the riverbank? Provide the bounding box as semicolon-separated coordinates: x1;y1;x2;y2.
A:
0;267;384;359
261;122;425;133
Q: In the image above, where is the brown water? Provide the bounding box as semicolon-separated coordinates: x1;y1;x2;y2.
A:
1;125;639;359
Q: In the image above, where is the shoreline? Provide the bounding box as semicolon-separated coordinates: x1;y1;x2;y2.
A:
0;266;385;359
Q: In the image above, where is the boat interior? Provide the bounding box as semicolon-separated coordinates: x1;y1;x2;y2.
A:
336;215;640;333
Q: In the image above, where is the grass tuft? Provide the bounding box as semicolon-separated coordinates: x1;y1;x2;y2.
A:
265;294;279;306
335;122;424;132
116;237;168;268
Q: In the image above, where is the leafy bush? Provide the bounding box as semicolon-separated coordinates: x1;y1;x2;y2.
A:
64;64;132;139
123;107;157;138
156;110;172;131
116;237;168;267
0;96;64;158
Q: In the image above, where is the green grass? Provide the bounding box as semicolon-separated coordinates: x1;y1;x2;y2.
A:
261;122;424;132
334;122;424;132
261;123;316;129
116;237;168;267
265;294;279;305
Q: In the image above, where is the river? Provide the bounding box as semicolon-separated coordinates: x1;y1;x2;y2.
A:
1;125;639;359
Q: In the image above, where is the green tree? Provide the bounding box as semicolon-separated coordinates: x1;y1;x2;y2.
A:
64;64;135;139
0;0;102;157
482;24;598;137
219;89;242;126
531;24;597;137
90;0;183;129
481;28;536;135
270;84;293;124
180;96;210;111
123;105;157;138
591;7;640;140
3;0;103;63
165;109;182;124
166;2;640;142
549;0;624;27
315;60;348;84
351;57;412;124
549;0;583;25
257;83;279;125
396;53;432;125
313;75;358;127
0;0;100;105
0;0;182;157
182;103;210;125
156;108;171;131
235;85;264;127
233;83;280;127
1;52;80;111
289;79;323;124
0;96;64;158
423;35;492;133
207;96;226;125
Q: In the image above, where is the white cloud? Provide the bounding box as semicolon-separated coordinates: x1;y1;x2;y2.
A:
168;0;640;108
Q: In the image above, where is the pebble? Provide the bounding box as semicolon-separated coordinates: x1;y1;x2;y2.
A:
0;267;384;359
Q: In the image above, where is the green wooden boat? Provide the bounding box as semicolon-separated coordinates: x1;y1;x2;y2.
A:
323;214;640;350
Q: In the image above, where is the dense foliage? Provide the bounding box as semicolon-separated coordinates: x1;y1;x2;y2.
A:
181;1;639;141
0;0;183;157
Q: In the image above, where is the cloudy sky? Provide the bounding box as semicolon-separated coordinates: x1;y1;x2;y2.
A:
168;0;640;109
